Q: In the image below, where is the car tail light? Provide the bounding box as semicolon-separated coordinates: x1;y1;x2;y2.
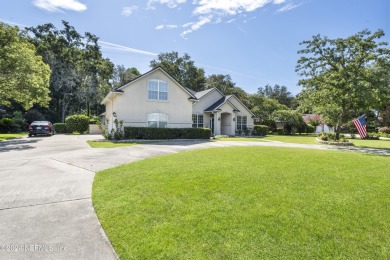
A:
45;126;51;130
28;125;33;130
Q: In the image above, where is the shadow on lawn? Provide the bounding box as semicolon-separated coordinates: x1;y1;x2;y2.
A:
332;146;390;156
142;139;213;147
0;138;41;153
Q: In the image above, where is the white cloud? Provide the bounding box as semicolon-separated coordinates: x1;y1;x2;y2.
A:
155;24;165;30
147;0;187;9
180;15;212;37
277;2;300;12
193;0;272;16
149;0;300;37
98;41;157;56
122;6;138;16
32;0;87;12
180;0;292;37
226;18;236;23
155;24;178;30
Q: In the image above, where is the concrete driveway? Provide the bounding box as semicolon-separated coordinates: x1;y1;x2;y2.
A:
0;134;388;259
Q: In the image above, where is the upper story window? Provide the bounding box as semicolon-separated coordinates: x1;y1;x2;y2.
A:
236;115;247;131
192;114;204;128
148;79;168;101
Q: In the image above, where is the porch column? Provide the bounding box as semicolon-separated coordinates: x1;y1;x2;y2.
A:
214;111;221;135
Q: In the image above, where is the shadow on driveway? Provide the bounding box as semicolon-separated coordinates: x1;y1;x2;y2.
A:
0;138;41;153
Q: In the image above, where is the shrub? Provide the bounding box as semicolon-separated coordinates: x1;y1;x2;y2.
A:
378;127;390;134
0;118;14;133
253;125;268;136
9;111;27;132
276;128;284;135
65;114;90;134
366;133;380;140
305;124;315;134
53;123;68;133
124;127;211;140
24;109;45;124
318;132;346;142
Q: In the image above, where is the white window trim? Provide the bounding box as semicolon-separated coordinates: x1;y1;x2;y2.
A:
236;115;247;131
148;113;168;128
192;114;204;128
148;79;168;101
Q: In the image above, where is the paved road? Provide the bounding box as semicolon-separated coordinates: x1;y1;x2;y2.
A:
0;135;388;259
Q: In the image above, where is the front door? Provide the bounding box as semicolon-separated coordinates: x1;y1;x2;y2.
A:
210;116;215;135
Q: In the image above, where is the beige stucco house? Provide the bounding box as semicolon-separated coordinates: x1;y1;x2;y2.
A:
101;67;255;136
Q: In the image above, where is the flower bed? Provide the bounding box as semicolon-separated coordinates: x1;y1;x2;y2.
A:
316;138;354;146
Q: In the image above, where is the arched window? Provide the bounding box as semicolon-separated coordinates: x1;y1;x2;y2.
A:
148;113;168;128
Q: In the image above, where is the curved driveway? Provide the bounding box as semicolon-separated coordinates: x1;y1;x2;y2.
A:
0;135;388;259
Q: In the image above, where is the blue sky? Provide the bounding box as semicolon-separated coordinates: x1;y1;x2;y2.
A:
0;0;389;94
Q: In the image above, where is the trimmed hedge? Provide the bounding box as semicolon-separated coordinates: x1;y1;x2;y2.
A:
124;127;211;140
53;123;68;133
253;125;268;136
65;114;90;134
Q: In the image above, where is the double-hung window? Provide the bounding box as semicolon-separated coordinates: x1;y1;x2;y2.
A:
148;113;168;128
236;115;247;131
192;114;204;128
148;79;168;101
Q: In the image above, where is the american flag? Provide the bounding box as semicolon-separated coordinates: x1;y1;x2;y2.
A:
353;114;367;139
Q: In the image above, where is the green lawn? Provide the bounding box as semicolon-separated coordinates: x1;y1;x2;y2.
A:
87;141;139;148
263;134;318;144
93;147;390;259
0;132;27;141
217;137;266;142
349;139;390;150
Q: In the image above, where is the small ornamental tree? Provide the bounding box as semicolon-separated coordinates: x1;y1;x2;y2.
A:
296;29;390;140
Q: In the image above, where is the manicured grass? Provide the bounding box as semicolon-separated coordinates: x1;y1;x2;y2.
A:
263;134;318;144
87;141;139;148
0;132;27;141
93;147;390;259
349;139;390;150
217;137;266;142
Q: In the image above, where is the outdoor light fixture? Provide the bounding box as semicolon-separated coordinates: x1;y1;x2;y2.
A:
233;117;236;121
113;112;117;117
218;117;221;121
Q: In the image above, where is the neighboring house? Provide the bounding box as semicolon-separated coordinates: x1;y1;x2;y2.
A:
302;114;334;133
101;67;255;136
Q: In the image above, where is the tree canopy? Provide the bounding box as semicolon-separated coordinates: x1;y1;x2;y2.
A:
111;65;140;89
257;84;295;108
150;51;206;91
27;21;114;121
296;29;390;139
0;22;51;110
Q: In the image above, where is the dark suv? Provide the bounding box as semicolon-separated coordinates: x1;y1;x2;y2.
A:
28;121;55;137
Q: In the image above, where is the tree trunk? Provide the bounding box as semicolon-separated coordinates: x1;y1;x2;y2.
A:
335;124;341;141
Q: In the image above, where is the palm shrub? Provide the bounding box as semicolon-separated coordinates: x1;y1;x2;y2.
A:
65;114;90;134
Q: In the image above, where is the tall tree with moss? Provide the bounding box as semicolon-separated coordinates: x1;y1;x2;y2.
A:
0;22;51;110
27;21;113;121
296;29;390;140
150;51;206;91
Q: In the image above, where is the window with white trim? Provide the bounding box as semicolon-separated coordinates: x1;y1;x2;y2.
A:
236;115;247;131
192;114;204;128
148;79;168;100
148;113;168;128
